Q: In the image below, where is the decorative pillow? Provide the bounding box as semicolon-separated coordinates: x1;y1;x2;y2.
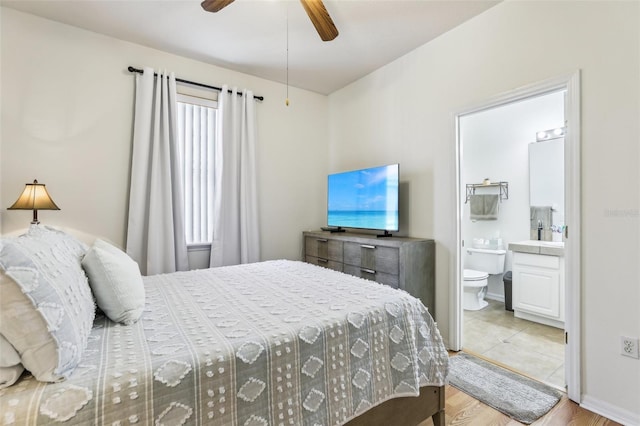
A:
0;225;95;382
82;239;145;325
0;333;24;388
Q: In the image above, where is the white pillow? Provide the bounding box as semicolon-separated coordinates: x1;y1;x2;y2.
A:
82;239;145;325
0;225;95;382
0;334;24;388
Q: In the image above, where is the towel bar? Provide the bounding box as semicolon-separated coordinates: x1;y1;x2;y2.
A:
465;181;509;203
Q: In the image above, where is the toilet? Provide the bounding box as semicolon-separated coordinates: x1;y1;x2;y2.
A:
463;247;506;311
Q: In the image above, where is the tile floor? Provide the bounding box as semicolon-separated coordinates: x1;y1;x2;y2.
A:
463;299;566;390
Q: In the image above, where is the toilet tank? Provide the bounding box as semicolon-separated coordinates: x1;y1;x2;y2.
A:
465;248;506;274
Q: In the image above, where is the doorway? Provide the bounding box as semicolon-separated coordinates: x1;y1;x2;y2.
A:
450;72;581;402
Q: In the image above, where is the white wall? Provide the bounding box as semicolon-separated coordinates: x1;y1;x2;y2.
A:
461;91;564;299
328;1;639;422
0;7;328;262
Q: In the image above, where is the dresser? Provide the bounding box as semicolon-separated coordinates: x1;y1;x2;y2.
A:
303;231;436;316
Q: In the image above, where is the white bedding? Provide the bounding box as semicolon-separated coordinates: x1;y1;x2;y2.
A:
0;260;448;425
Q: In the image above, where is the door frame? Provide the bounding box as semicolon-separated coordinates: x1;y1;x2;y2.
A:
450;71;581;402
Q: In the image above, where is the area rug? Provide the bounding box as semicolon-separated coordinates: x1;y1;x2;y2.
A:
447;352;563;424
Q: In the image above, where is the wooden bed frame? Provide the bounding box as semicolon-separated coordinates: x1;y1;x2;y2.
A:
345;385;445;426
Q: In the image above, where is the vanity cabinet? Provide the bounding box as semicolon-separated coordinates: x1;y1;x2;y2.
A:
303;231;435;315
512;251;565;328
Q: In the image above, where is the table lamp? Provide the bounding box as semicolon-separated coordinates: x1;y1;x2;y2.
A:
7;179;60;224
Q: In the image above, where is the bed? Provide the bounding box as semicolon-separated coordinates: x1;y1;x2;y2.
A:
0;226;448;425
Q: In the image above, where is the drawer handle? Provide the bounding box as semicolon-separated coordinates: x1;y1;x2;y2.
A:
317;239;328;243
361;268;376;274
361;244;376;249
318;258;328;263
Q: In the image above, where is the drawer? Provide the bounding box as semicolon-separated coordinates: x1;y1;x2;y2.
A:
513;252;560;269
343;265;399;289
343;242;399;275
305;255;343;272
304;237;343;262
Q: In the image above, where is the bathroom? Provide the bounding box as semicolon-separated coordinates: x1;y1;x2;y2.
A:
459;89;567;388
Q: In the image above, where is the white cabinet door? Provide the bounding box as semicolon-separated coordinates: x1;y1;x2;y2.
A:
513;265;561;318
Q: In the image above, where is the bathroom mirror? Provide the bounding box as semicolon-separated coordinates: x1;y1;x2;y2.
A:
529;138;564;225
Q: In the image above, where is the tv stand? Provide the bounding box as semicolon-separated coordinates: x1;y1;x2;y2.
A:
377;230;393;238
303;231;435;315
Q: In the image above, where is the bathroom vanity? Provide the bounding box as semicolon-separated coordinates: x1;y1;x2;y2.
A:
509;240;565;329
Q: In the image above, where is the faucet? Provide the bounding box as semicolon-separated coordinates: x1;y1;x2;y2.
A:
537;220;543;241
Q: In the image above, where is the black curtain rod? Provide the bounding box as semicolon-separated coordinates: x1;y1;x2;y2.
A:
127;66;264;102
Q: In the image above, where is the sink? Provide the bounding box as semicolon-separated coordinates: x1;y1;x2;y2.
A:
538;241;564;247
509;240;564;256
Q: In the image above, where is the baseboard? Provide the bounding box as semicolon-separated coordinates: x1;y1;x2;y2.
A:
581;394;640;425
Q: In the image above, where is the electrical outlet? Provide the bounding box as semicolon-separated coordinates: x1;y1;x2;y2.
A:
621;336;640;359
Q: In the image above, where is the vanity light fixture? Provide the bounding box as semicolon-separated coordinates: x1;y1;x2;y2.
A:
536;126;566;142
7;179;60;224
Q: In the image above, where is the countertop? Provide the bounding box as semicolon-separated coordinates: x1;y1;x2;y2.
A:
508;240;564;256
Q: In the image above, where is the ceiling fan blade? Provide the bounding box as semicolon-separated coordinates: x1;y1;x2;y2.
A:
299;0;339;41
201;0;235;13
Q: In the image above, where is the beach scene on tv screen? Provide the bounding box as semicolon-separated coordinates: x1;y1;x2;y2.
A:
328;165;399;230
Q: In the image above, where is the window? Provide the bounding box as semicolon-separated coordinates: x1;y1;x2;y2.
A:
176;94;218;245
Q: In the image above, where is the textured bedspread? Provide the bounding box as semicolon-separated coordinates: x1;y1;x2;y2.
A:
0;260;448;425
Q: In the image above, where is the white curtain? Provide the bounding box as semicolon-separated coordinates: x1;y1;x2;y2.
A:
209;85;260;267
126;67;189;275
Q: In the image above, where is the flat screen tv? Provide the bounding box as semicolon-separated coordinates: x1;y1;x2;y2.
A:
327;164;399;235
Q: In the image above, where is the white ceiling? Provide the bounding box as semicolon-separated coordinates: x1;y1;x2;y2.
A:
2;0;500;95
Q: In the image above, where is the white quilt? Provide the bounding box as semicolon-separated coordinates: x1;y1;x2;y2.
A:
0;260;448;425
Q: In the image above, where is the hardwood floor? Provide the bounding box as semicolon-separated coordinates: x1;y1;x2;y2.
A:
415;351;620;426
418;384;621;426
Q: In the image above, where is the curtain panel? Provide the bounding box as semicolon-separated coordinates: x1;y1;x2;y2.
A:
126;67;189;275
209;86;260;267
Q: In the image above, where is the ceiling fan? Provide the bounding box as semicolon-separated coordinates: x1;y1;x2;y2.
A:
200;0;339;41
